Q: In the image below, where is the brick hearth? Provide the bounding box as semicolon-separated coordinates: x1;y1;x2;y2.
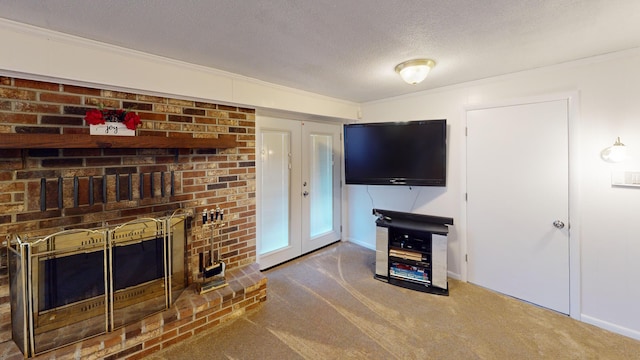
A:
0;263;266;360
0;77;263;358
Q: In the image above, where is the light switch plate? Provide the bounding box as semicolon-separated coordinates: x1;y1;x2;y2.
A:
612;171;640;187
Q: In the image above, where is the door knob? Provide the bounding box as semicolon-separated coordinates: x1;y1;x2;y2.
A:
553;220;565;229
303;191;309;197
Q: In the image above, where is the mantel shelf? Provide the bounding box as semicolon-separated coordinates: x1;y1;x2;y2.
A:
0;133;239;149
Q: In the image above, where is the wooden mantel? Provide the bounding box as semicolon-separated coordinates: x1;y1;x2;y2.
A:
0;133;239;149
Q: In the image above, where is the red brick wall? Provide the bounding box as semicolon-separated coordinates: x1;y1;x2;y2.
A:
0;77;256;343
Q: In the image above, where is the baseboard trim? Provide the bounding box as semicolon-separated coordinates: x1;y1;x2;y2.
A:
344;237;375;251
447;271;462;281
581;314;640;341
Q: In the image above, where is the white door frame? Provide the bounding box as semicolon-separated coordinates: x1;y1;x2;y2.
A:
461;91;581;320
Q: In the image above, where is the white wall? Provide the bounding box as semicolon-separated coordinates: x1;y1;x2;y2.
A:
346;48;640;340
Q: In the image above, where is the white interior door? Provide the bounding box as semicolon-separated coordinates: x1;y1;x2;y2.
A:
466;100;570;314
257;117;341;269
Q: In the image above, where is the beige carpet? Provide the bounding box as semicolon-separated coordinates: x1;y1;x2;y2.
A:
150;242;640;359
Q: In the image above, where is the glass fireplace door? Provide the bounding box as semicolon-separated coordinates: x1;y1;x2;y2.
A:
109;218;167;330
28;229;108;355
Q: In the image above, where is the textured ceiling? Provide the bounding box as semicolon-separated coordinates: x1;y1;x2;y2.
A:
1;0;639;103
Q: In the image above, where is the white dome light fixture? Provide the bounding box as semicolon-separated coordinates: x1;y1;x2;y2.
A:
395;59;436;85
601;137;627;163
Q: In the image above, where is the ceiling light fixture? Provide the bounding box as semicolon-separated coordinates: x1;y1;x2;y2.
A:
395;59;436;85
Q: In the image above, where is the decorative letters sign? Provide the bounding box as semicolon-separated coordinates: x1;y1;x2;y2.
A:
89;123;135;136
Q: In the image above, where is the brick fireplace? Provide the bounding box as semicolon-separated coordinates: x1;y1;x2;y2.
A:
0;77;266;359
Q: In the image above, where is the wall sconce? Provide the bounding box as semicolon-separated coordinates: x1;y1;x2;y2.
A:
601;137;626;163
395;59;436;85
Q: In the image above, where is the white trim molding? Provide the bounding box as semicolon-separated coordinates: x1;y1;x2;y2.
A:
0;18;360;120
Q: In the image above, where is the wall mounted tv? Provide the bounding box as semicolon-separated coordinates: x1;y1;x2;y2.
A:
343;119;447;186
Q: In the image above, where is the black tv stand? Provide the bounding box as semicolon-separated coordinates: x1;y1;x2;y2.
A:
373;209;453;296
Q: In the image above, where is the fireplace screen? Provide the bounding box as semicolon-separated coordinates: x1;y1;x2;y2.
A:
8;212;189;357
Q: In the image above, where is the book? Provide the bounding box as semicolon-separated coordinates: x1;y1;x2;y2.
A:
389;249;424;262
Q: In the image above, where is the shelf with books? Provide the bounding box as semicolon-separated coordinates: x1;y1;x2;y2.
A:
389;262;431;284
373;208;453;296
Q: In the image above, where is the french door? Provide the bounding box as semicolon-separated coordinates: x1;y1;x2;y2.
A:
257;116;341;269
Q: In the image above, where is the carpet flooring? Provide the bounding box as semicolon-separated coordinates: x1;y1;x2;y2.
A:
150;242;640;359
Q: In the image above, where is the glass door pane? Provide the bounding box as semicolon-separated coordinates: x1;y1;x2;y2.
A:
256;116;302;270
259;131;290;254
301;121;341;254
309;134;333;237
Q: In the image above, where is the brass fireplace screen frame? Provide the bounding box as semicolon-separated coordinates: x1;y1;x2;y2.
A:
8;210;189;358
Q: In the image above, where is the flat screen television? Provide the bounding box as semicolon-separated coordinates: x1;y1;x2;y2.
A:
343;119;447;186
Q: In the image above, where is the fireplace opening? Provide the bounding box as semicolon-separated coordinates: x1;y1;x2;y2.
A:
113;236;165;291
41;251;105;311
110;230;169;330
